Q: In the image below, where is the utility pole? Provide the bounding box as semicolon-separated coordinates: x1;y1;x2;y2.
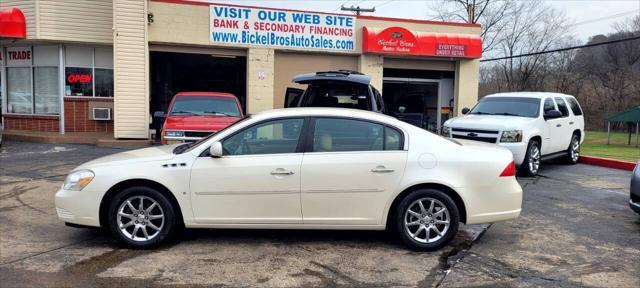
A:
466;1;474;23
340;5;375;16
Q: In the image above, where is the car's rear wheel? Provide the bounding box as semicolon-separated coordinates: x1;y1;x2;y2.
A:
107;186;177;248
564;134;580;164
520;140;541;177
395;189;459;251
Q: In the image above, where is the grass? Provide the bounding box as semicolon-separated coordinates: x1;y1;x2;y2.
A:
582;130;640;162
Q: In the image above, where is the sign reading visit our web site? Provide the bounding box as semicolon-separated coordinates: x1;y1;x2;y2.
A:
210;5;356;52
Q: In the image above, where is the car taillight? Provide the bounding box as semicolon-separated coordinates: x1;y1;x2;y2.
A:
499;161;516;177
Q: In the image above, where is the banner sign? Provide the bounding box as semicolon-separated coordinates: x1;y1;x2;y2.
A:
362;26;482;59
6;46;32;66
210;5;356;52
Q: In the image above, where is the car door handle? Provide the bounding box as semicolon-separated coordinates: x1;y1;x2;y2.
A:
371;166;394;173
270;168;294;176
569;121;574;125
556;124;562;127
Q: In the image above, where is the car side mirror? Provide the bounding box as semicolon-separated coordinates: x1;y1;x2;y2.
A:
209;141;223;158
461;107;470;115
544;110;562;120
153;111;166;119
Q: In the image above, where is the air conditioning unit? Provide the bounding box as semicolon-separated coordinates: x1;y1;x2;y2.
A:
92;107;112;121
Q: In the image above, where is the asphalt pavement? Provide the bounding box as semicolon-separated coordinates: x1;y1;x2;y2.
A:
0;141;638;287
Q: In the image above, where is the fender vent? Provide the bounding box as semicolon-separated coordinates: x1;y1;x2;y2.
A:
162;163;187;168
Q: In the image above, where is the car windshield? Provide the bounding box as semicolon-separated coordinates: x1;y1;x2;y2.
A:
170;96;241;117
303;81;370;110
173;116;252;154
469;97;540;118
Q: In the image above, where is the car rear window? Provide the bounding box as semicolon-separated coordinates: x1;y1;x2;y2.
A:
565;97;583;116
303;82;370;110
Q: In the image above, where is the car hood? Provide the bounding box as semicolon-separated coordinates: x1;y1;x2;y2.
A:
77;145;179;169
164;115;241;131
445;115;536;131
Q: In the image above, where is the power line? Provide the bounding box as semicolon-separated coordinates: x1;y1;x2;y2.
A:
480;35;640;62
375;0;396;9
568;9;640;27
333;0;353;12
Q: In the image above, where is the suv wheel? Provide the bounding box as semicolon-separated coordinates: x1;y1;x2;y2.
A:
520;141;541;177
107;186;178;248
565;135;580;164
395;189;459;251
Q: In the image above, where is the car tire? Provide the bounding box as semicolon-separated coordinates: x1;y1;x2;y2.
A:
564;134;580;165
395;189;460;251
520;140;541;177
107;186;178;248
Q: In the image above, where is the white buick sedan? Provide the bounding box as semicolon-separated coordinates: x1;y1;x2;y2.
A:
56;108;522;250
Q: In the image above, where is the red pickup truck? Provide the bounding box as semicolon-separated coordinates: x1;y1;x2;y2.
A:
156;92;244;144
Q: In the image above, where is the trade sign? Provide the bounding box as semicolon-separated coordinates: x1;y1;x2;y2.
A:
362;26;482;59
6;46;31;66
210;4;356;52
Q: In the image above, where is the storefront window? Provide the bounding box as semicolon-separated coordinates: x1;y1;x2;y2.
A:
95;68;113;97
7;67;32;114
5;46;60;115
35;67;59;114
64;45;113;97
65;67;93;96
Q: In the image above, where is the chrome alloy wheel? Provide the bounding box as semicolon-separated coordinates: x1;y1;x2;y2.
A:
528;144;541;175
404;198;450;243
570;138;580;163
117;196;164;242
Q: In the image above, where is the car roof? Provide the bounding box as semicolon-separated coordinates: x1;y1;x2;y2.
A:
292;70;371;85
251;107;405;126
484;92;575;99
175;92;237;98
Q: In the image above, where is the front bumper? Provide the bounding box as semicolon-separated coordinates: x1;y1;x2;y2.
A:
630;199;640;214
55;188;101;227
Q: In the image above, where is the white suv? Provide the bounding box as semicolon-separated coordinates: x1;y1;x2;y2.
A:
442;92;584;176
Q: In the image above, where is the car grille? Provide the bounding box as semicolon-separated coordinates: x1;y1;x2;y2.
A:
184;131;214;138
451;128;499;144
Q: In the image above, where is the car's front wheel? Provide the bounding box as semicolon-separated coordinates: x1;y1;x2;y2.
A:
107;186;178;248
520;140;541;177
395;189;459;251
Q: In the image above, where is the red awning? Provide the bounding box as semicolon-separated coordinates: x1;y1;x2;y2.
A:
362;26;482;59
0;8;27;39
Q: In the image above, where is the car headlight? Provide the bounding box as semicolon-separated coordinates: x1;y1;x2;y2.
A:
441;126;451;137
165;130;184;137
500;130;523;143
63;170;95;191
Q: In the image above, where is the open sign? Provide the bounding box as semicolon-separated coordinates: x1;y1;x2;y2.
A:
67;74;92;84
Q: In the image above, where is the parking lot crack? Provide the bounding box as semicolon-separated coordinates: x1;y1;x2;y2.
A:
425;224;493;288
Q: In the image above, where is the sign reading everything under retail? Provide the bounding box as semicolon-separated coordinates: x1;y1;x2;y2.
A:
210;4;356;51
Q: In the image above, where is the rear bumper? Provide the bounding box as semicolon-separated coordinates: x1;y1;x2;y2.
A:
460;178;523;224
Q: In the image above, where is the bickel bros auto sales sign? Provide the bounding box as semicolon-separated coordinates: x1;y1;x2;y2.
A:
210;4;356;52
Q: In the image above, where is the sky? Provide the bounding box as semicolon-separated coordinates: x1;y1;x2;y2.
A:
210;0;640;42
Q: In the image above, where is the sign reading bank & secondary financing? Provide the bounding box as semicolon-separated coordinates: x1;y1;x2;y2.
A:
210;5;356;51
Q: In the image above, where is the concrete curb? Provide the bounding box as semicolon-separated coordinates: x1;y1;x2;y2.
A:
3;130;152;149
579;156;637;171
